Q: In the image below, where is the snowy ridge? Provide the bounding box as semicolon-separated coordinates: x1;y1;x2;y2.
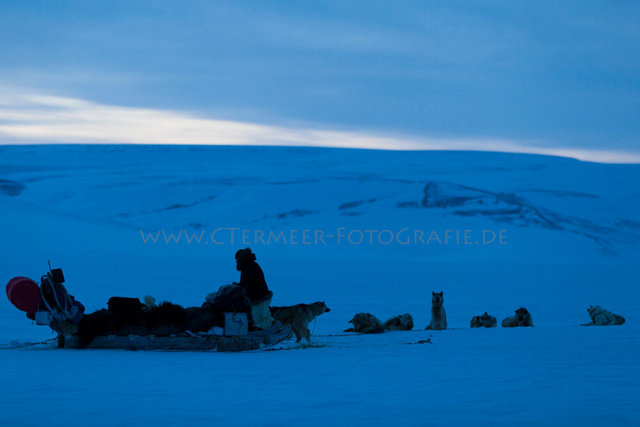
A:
400;181;638;253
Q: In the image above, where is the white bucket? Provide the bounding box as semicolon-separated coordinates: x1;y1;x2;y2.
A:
224;312;248;336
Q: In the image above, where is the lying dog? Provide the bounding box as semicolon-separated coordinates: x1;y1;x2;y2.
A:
382;313;414;331
470;312;497;328
501;307;534;327
345;312;384;334
582;305;625;326
270;301;331;342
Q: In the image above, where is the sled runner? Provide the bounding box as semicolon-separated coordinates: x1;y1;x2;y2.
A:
58;320;293;352
6;264;293;352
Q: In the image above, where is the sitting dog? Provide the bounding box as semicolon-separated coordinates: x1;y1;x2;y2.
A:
582;305;625;326
344;312;384;334
501;307;534;327
270;301;331;342
426;291;447;330
382;313;414;331
470;312;497;328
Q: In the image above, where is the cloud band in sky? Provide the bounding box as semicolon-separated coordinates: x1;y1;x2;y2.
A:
0;87;638;164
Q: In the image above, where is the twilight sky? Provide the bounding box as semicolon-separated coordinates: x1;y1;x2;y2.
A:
0;1;638;162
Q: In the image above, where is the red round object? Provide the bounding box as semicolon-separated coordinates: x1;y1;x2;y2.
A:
6;277;41;313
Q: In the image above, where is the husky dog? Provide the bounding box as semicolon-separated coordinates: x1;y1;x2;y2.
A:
345;312;384;334
425;291;447;330
270;301;331;342
470;311;497;328
582;305;625;326
501;307;534;327
382;313;414;331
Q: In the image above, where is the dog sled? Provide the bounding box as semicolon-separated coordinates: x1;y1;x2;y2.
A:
57;322;292;352
6;264;293;352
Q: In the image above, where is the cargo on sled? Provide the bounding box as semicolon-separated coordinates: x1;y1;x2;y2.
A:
6;264;292;352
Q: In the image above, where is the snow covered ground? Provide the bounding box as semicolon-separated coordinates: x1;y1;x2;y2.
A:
1;145;638;425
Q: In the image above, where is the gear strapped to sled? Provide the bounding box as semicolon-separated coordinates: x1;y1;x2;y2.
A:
5;264;292;352
6;263;85;333
39;266;85;331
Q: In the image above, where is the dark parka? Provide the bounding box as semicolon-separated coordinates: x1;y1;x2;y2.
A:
235;249;270;304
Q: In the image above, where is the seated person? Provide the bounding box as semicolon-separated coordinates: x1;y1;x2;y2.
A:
233;248;274;329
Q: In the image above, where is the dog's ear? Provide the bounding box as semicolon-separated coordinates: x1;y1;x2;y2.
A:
432;291;436;296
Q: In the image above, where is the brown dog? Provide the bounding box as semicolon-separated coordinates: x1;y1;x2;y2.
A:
270;302;331;342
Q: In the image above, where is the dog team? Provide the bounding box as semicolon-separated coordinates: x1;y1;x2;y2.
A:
227;248;625;341
345;292;626;334
127;249;625;343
